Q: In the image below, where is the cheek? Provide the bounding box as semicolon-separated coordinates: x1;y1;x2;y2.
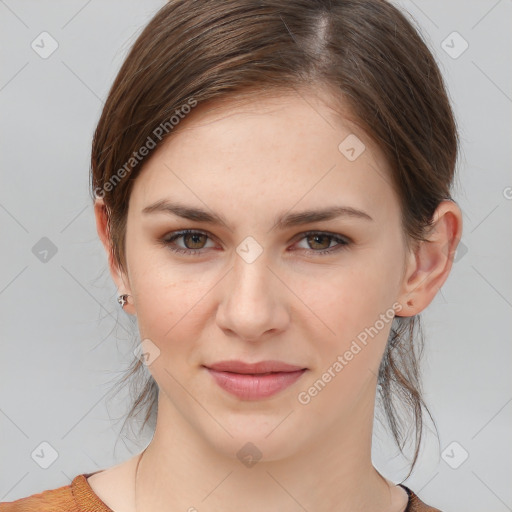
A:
134;274;212;341
290;254;400;405
126;241;216;344
295;268;395;415
293;262;396;345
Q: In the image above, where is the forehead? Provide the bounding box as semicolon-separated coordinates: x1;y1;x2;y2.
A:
130;89;400;225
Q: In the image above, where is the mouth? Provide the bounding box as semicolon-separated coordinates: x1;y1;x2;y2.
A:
203;360;308;400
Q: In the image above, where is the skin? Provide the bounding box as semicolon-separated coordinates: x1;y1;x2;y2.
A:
92;88;462;512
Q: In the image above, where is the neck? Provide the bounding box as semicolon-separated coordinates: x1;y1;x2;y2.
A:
133;392;399;512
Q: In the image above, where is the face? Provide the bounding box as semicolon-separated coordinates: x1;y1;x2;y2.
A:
108;89;412;461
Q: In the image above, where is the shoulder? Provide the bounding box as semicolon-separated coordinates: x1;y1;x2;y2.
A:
400;484;444;512
0;477;78;512
0;474;112;512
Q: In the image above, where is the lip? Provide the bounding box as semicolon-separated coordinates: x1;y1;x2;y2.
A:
204;360;307;400
207;360;305;374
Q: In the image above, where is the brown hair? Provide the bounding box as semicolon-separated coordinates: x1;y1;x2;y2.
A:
91;0;458;479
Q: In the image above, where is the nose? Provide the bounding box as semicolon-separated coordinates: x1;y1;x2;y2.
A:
215;251;289;342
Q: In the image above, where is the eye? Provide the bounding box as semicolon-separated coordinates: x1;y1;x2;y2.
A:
160;229;216;256
292;231;351;255
160;229;350;257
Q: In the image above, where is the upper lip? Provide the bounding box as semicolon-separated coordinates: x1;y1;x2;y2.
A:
205;360;306;374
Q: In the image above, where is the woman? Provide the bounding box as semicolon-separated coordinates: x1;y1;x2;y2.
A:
0;0;462;510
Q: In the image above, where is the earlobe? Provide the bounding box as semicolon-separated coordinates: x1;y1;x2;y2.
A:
397;200;463;317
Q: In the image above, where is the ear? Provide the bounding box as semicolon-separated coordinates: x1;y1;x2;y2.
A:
94;197;136;315
397;200;463;317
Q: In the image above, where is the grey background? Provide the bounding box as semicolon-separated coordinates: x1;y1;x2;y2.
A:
1;1;511;510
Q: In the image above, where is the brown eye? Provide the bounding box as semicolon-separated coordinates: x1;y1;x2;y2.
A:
161;229;215;256
306;233;332;251
294;231;350;255
182;232;208;249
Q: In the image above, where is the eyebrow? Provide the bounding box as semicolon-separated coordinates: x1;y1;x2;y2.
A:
142;199;373;230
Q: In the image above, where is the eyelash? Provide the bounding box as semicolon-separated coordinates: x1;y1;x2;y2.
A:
160;229;351;257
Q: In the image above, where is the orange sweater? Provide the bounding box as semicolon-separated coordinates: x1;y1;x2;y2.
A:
0;473;442;511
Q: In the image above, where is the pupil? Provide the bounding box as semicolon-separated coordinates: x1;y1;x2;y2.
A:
186;233;204;249
310;234;329;250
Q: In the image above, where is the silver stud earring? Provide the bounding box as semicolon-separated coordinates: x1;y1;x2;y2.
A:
117;294;130;308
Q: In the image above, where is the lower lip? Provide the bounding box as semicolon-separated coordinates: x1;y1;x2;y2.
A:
206;368;307;400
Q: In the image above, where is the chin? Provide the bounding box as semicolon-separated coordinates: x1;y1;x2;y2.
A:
200;414;306;464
